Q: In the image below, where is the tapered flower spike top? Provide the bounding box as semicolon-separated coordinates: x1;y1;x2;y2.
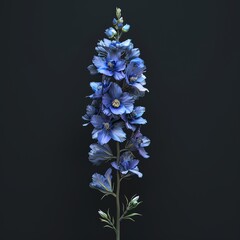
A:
83;7;150;240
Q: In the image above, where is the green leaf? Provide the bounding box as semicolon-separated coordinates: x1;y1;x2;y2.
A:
125;213;142;218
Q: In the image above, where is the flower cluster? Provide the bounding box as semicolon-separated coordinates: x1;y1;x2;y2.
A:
83;7;150;238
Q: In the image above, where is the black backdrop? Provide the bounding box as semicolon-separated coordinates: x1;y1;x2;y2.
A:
1;1;240;239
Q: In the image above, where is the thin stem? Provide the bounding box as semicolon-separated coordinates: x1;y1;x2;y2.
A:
116;142;121;240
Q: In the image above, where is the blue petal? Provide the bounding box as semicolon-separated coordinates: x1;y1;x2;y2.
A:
126;122;136;131
120;39;131;48
120;93;134;113
130;117;147;125
133;83;149;92
90;82;102;92
130;169;143;178
102;93;112;108
110;104;126;115
109;83;123;99
111;161;119;170
129;159;139;169
98;129;111;145
93;56;105;68
87;64;98;75
91;115;104;128
115;60;126;71
113;71;125;80
134;106;145;117
104;168;113;190
92;128;100;139
98;68;114;76
110;126;126;142
138;147;149;158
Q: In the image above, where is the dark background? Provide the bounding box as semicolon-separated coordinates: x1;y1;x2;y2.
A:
1;0;240;239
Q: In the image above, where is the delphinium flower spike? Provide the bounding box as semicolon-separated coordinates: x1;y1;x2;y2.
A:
83;7;150;240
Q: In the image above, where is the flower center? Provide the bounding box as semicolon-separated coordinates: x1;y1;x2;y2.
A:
112;99;120;108
130;76;137;82
107;61;116;69
137;137;142;144
130;111;136;118
103;122;110;130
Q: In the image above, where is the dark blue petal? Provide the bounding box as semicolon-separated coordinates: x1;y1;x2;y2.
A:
111;161;119;170
109;83;123;99
91;115;104;129
87;64;98;75
102;93;112;108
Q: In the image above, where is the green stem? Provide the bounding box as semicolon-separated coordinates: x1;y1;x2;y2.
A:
116;142;121;240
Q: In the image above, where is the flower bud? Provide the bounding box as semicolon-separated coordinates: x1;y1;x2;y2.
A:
105;27;117;38
131;196;139;204
116;7;121;19
122;24;130;32
129;195;140;208
112;18;117;25
118;23;123;28
118;17;124;23
98;210;108;219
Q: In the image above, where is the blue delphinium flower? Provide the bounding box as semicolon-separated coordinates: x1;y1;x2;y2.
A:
105;27;117;38
125;58;148;92
122;106;147;131
92;53;125;80
89;143;113;165
102;82;134;115
91;114;126;144
83;7;151;238
126;128;150;158
111;151;142;178
90;168;113;193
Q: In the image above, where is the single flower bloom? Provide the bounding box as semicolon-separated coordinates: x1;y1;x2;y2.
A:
102;82;134;115
122;106;147;131
125;58;148;92
88;143;113;165
111;151;143;178
89;168;113;193
91;114;126;144
105;27;117;38
126;128;150;158
92;53;125;80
